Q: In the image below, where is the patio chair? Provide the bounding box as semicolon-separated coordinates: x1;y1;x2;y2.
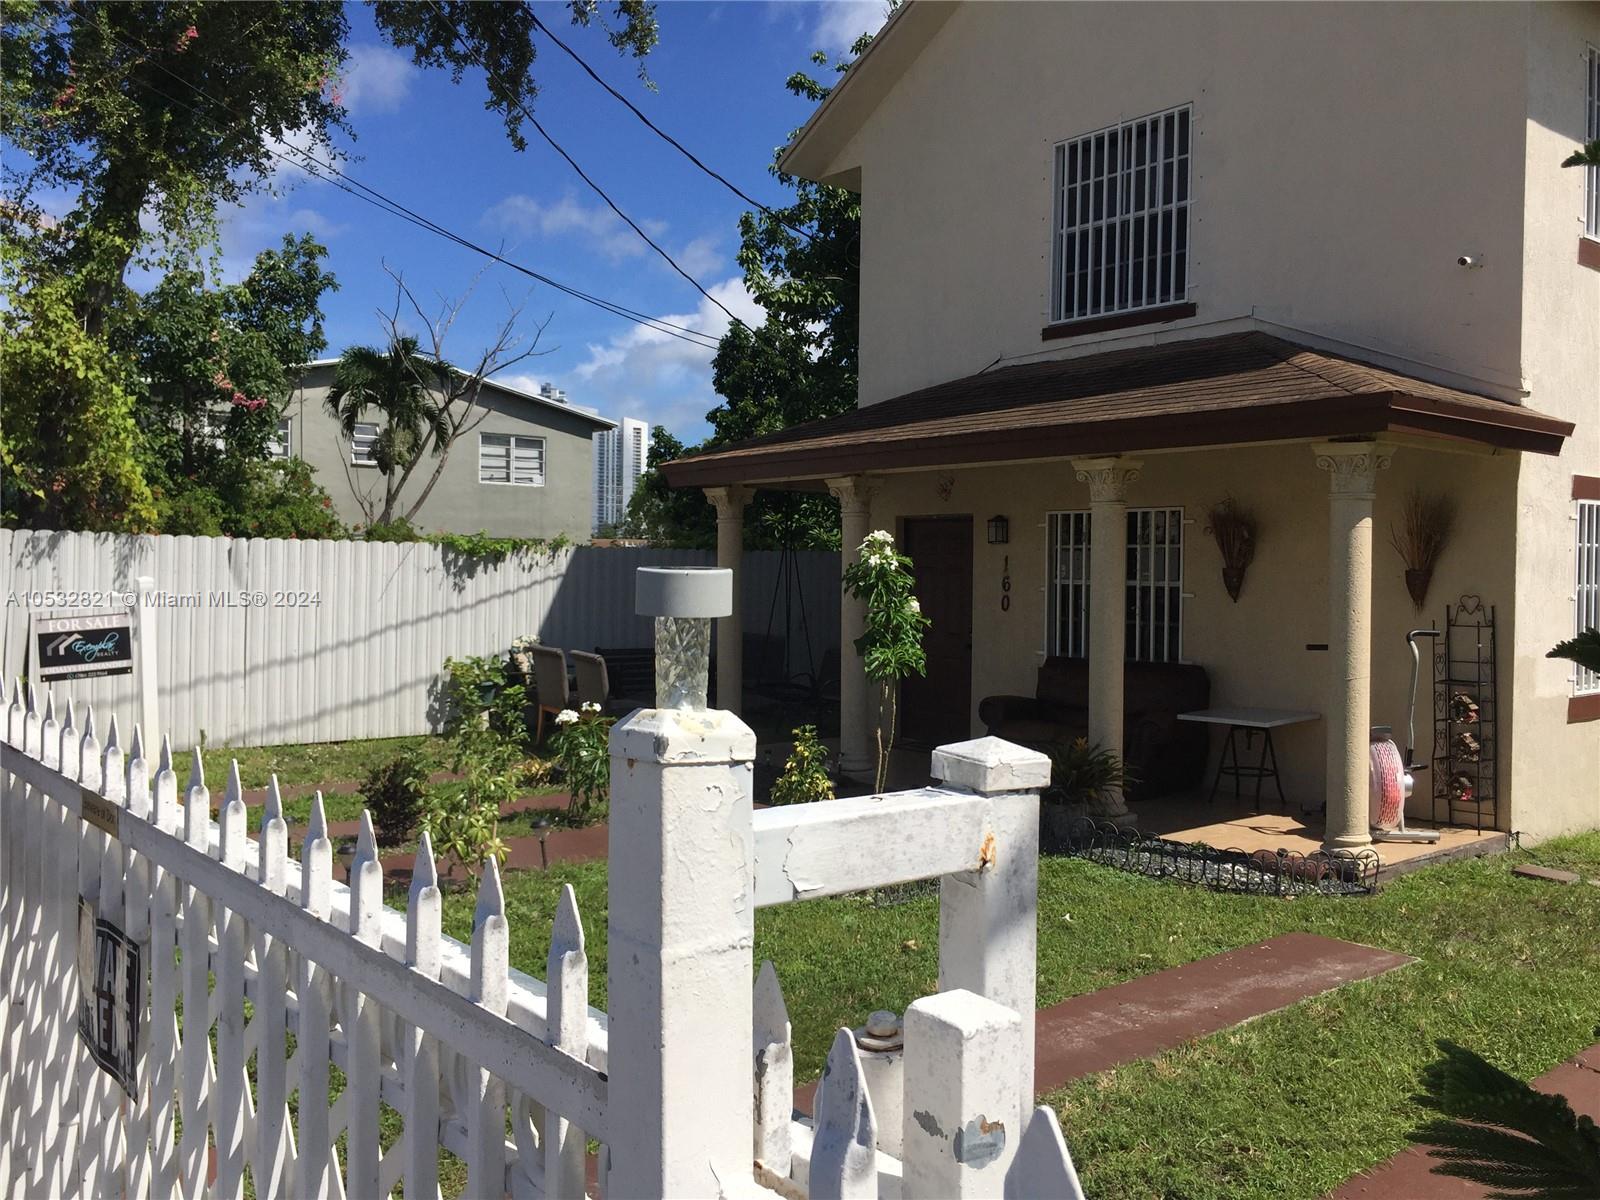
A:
528;644;571;742
570;649;636;718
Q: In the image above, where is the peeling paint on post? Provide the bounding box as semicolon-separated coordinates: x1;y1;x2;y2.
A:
606;706;756;1197
902;989;1025;1198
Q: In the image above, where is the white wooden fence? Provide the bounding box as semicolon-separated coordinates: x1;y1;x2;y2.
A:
0;682;1084;1199
1;530;841;749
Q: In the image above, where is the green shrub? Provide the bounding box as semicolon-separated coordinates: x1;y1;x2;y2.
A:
441;654;527;741
361;747;430;846
1044;737;1131;807
770;725;834;806
550;703;613;815
420;725;520;877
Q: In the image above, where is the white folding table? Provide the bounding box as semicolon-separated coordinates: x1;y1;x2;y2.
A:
1177;707;1322;811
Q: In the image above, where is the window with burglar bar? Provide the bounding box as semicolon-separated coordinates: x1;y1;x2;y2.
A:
1577;499;1599;695
1050;103;1192;324
479;432;545;486
1047;508;1184;662
1586;47;1599;238
266;417;291;461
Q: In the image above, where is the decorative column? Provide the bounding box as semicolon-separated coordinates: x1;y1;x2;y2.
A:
1071;456;1142;826
704;486;751;715
827;476;878;781
1312;441;1393;851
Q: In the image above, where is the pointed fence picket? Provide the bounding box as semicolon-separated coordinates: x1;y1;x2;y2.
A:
0;693;611;1200
1;689;1088;1199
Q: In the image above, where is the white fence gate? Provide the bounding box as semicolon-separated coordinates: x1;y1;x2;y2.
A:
0;683;1084;1199
2;530;841;749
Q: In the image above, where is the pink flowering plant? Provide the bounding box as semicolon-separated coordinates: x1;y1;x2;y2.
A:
841;530;930;791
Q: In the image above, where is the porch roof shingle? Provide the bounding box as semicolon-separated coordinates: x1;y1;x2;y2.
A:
661;332;1572;487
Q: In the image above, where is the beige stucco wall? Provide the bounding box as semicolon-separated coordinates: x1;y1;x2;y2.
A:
814;1;1599;838
839;1;1535;407
865;440;1521;822
287;365;605;541
1507;4;1600;841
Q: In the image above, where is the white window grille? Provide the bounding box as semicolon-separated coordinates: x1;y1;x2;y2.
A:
1586;46;1599;238
1051;103;1192;324
479;433;545;486
1577;498;1600;695
1047;508;1184;663
266;417;292;460
350;422;379;467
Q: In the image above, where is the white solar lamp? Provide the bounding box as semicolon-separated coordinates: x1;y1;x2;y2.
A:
635;567;732;710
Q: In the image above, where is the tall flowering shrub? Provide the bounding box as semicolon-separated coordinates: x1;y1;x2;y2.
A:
842;530;931;791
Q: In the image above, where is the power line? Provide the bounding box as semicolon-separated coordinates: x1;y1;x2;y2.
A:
422;0;751;334
61;9;724;350
527;11;813;243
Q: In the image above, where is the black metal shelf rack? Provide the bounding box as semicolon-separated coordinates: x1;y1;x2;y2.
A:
1431;596;1498;831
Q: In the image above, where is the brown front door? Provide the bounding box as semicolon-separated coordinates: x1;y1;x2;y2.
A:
898;516;974;749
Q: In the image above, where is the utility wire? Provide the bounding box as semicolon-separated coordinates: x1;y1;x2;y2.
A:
65;10;724;349
527;11;814;243
422;0;751;334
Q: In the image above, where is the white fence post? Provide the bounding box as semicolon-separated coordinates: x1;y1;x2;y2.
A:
901;989;1024;1198
606;706;757;1197
930;737;1049;1131
811;1027;879;1200
752;958;793;1178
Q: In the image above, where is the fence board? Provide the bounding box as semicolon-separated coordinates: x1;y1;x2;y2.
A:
3;531;840;749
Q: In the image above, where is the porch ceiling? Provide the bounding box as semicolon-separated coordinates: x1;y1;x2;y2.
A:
661;332;1573;488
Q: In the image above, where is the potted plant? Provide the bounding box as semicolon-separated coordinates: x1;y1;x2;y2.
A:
1040;738;1133;848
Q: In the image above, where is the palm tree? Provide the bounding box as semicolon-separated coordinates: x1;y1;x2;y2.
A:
1548;629;1600;677
325;337;452;526
1561;140;1600;170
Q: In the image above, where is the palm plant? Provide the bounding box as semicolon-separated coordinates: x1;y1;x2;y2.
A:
325;336;452;526
1561;140;1600;169
1411;1039;1600;1198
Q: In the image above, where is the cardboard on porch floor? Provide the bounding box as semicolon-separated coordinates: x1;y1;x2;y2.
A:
1132;794;1506;871
795;932;1413;1115
1328;1042;1600;1199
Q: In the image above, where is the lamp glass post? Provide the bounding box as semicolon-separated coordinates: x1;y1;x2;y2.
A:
635;567;733;711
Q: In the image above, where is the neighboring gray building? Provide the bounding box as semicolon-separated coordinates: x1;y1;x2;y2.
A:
284;363;613;540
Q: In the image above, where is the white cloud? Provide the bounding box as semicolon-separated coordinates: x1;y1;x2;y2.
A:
339;44;414;114
547;276;763;435
675;234;725;279
483;193;662;263
810;0;891;54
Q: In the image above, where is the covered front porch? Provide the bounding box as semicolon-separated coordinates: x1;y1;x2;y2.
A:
666;331;1572;855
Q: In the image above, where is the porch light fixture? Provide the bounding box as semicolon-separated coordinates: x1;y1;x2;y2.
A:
987;515;1010;545
635;566;732;710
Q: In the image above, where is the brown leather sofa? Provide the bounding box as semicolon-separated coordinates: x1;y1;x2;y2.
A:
978;657;1210;799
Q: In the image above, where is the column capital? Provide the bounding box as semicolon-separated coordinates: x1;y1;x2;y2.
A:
702;485;752;519
1312;441;1395;498
825;475;879;514
1071;456;1143;504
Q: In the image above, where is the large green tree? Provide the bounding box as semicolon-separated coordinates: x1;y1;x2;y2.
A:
631;39;873;550
0;0;657;531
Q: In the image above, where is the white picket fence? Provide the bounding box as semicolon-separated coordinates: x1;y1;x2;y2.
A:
0;682;1085;1199
1;530;841;748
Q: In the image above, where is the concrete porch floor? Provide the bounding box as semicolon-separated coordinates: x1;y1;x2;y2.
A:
800;740;1508;881
1130;793;1509;880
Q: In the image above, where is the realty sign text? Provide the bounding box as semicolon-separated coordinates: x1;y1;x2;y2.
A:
35;612;134;681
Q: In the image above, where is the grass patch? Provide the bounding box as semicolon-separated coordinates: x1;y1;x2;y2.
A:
193;735;450;790
434;833;1600;1200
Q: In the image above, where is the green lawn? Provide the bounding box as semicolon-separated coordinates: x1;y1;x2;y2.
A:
194;734;450;790
434;833;1600;1200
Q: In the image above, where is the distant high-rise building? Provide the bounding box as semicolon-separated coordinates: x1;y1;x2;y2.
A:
593;416;650;532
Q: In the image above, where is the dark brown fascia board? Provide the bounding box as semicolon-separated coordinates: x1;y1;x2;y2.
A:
1574;475;1600;501
661;391;1570;488
1040;302;1197;341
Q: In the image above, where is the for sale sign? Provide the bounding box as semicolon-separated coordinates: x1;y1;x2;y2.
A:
35;613;134;681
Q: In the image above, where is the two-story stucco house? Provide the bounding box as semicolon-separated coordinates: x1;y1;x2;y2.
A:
666;1;1600;851
282;363;613;540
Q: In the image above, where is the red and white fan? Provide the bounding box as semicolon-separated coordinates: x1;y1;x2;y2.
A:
1367;630;1442;844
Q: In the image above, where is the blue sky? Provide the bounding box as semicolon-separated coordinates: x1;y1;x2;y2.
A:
220;1;890;444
